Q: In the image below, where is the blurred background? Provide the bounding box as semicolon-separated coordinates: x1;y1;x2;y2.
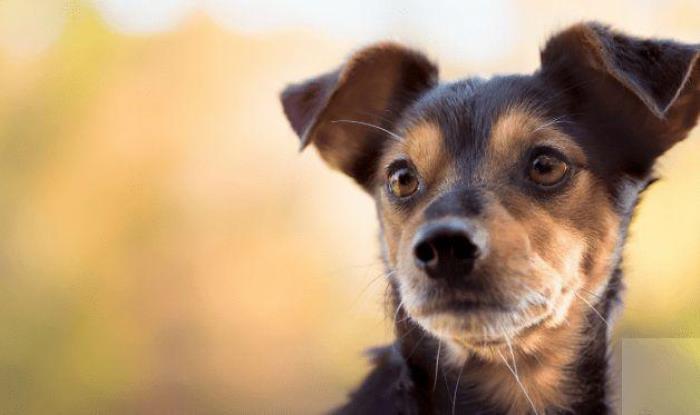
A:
0;1;698;414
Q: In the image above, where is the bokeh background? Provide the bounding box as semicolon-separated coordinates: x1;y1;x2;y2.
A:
0;1;698;414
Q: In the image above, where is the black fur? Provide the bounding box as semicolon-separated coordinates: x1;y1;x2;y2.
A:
280;22;700;414
332;279;620;415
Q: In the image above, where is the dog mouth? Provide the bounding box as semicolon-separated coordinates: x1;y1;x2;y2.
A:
403;288;553;346
417;305;551;348
416;298;511;315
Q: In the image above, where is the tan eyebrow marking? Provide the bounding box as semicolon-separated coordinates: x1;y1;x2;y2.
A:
381;120;450;189
488;107;586;168
490;108;542;155
403;121;446;179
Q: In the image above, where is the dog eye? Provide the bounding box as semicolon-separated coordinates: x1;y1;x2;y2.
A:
388;167;419;198
528;154;568;186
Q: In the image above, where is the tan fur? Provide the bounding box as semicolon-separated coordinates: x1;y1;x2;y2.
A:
403;122;448;185
376;108;622;413
487;107;586;179
440;107;621;413
379;121;451;263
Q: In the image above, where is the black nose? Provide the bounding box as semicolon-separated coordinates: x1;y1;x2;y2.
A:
412;219;482;279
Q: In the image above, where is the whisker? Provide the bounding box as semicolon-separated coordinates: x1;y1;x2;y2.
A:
395;314;412;325
327;259;385;274
578;287;606;300
406;331;428;360
392;298;405;327
500;331;539;415
575;291;610;329
348;271;387;309
330;119;404;142
451;360;465;415
442;369;452;405
531;115;570;133
432;340;442;392
579;287;644;313
397;323;418;342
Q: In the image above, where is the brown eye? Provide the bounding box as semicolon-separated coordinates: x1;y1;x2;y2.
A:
529;154;568;186
388;167;419;198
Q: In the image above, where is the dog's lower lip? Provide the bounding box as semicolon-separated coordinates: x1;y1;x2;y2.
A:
423;299;510;315
463;314;550;347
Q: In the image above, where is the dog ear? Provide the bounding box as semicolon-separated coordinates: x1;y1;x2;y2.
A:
280;43;438;188
540;22;700;176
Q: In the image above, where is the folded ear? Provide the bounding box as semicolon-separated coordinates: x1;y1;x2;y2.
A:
540;22;700;176
280;43;438;188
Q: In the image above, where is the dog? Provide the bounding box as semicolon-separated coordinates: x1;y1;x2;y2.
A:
280;22;699;414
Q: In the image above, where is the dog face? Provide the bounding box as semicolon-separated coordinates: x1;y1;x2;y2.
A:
375;97;619;353
281;23;699;357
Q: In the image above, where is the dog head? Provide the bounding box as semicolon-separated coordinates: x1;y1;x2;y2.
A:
280;23;700;358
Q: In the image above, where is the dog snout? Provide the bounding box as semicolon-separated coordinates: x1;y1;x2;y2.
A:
412;218;487;280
